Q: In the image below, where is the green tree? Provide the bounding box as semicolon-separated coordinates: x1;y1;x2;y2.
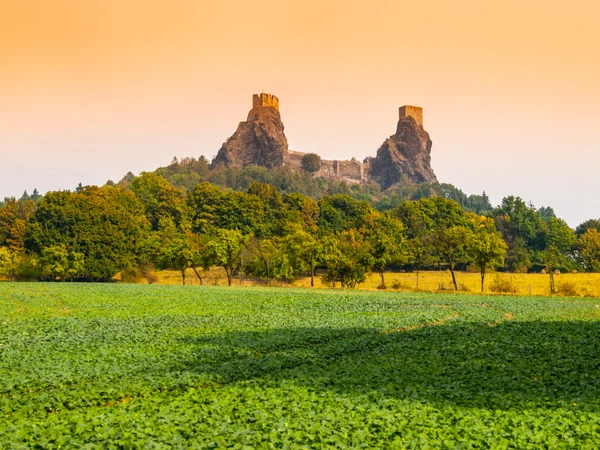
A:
576;219;600;237
130;172;190;231
0;247;17;281
26;187;149;281
467;215;507;292
39;246;84;282
318;195;373;234
283;193;320;232
321;230;370;289
433;225;472;290
301;153;322;173
492;196;545;271
246;237;279;285
363;212;407;287
283;225;323;287
577;229;600;272
541;217;577;272
205;229;250;286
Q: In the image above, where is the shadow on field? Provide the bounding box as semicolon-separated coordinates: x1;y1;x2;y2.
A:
178;320;600;410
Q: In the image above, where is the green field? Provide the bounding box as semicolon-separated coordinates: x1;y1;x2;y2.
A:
1;284;600;448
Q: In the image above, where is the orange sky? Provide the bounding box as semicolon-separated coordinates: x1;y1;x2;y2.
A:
1;0;599;225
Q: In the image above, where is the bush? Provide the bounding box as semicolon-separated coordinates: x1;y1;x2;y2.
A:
391;280;411;291
121;268;138;283
557;282;579;297
301;153;322;173
489;275;518;294
146;271;159;285
377;283;387;290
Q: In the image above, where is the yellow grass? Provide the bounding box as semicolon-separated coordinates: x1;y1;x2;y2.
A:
134;268;600;297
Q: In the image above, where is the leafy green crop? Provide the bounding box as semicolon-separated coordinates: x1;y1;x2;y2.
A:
1;284;600;448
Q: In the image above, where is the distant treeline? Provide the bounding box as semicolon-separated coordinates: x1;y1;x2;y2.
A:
1;160;599;292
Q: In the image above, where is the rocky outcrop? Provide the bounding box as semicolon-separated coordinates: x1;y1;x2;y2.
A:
368;116;437;189
211;103;288;170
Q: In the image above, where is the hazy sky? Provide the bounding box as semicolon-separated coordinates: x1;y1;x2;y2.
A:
1;0;599;226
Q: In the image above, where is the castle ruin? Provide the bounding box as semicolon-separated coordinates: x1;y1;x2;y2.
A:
399;105;423;127
213;93;435;186
253;93;279;110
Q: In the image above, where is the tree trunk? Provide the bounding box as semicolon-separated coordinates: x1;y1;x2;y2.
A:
310;264;315;287
549;271;555;294
379;271;385;287
191;266;203;285
266;262;270;286
448;258;458;290
181;269;186;286
480;267;485;293
225;267;233;286
416;271;419;290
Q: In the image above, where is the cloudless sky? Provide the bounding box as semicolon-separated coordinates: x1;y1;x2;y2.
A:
1;0;599;226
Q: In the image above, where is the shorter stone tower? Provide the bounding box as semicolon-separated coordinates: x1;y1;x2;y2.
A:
399;105;423;127
253;93;279;110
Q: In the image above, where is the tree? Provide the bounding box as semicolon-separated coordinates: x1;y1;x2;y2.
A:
433;225;472;290
576;219;600;237
301;153;322;173
246;237;279;285
541;217;577;272
130;172;190;231
363;213;407;287
540;246;563;294
492;196;545;271
0;247;17;281
283;193;320;232
467;215;507;292
321;231;370;289
39;246;84;282
577;229;600;272
26;187;149;281
283;225;323;287
318;195;373;234
205;229;249;286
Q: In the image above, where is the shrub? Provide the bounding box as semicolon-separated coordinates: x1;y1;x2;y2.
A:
377;283;387;290
489;275;518;294
121;268;138;283
146;272;159;285
557;282;579;297
391;280;411;291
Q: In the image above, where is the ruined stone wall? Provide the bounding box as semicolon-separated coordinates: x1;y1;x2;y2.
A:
285;151;369;185
253;93;279;110
399;105;423;127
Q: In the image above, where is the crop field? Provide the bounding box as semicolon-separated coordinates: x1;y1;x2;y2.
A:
1;284;600;448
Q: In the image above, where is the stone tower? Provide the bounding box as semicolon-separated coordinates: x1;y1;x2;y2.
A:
253;93;279;110
399;105;423;127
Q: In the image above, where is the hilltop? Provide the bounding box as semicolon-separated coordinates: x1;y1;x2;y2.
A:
211;93;437;188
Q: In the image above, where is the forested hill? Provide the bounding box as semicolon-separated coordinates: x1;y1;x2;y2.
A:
2;158;600;286
114;155;493;215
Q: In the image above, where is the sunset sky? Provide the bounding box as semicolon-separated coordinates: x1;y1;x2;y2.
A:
1;0;599;226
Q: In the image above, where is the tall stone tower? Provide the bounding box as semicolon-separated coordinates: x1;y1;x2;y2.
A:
253;93;279;110
399;105;423;127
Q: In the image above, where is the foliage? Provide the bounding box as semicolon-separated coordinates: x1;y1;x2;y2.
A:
467;215;507;292
0;247;17;280
488;274;518;294
205;229;250;286
321;230;371;288
578;229;600;272
24;186;149;281
300;153;322;173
